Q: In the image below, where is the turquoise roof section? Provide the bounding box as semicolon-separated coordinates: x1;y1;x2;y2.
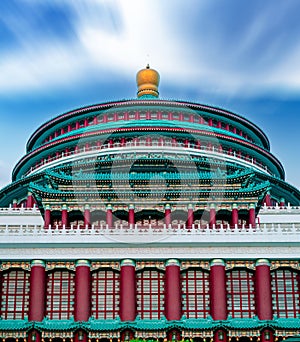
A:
0;316;300;332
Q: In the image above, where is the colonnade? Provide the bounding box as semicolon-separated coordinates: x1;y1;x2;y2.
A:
43;203;257;228
27;259;274;342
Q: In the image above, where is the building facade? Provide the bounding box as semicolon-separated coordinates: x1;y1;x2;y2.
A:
0;66;300;342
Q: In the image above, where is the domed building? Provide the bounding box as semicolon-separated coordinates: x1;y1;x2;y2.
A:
0;66;300;342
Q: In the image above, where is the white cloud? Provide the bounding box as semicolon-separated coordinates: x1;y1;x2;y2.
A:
0;0;300;96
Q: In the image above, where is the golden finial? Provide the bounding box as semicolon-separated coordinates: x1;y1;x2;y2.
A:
136;65;160;98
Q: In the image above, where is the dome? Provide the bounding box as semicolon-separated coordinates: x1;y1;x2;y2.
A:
136;64;160;98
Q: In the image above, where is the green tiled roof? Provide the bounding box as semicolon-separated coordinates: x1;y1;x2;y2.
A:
0;316;300;332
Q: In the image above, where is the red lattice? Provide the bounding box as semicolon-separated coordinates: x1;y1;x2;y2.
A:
91;270;120;319
137;269;164;319
226;269;255;318
182;269;210;318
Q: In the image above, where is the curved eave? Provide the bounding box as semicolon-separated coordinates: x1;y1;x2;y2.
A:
26;99;270;152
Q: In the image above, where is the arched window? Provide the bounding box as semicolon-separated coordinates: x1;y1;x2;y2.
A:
226;269;255;318
182;268;210;318
91;269;120;319
137;269;164;319
46;270;75;319
272;268;300;318
1;269;29;319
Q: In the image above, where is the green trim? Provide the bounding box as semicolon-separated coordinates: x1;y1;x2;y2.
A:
1;316;300;332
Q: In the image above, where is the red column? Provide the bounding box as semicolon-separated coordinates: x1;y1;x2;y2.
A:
210;259;227;320
26;191;34;208
230;204;238;228
255;259;273;320
120;259;136;321
128;204;135;226
106;205;113;227
209;204;216;228
248;203;256;228
264;192;271;206
165;204;171;227
84;204;91;228
29;260;46;321
44;205;51;227
165;259;182;320
13;199;18;208
74;260;91;322
187;204;194;228
61;204;69;227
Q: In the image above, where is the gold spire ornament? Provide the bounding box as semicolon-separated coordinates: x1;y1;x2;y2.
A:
136;64;160;98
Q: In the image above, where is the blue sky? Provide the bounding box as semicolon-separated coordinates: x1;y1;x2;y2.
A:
0;0;300;190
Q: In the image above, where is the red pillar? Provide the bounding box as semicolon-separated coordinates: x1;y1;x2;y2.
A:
13;199;18;208
255;259;273;320
187;204;194;228
44;205;51;227
230;204;238;228
165;259;182;320
264;192;271;206
29;260;46;321
248;203;256;228
128;204;135;226
165;204;171;227
26;191;34;208
61;204;69;227
84;204;91;228
209;204;216;228
74;260;91;322
120;259;136;321
210;259;227;320
106;205;113;227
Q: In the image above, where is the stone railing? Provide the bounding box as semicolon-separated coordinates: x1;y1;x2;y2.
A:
0;222;299;236
0;207;40;215
259;203;300;213
24;140;271;177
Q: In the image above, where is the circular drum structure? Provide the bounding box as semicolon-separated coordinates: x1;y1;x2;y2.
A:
0;66;299;228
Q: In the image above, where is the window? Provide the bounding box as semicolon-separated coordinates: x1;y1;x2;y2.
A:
92;269;120;319
46;270;75;319
226;269;255;318
272;269;300;318
182;269;210;318
1;270;29;319
137;269;164;319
